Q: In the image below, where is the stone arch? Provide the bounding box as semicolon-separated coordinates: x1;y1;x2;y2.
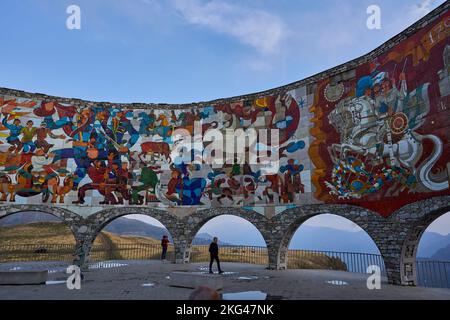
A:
73;207;182;268
0;204;81;240
84;207;180;246
0;204;81;265
176;208;271;265
271;204;387;272
391;196;450;286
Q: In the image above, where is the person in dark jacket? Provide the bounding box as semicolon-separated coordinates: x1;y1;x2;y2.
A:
209;237;223;274
161;235;169;260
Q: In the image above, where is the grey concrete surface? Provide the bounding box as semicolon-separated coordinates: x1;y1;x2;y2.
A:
169;272;224;290
0;260;449;300
0;270;48;285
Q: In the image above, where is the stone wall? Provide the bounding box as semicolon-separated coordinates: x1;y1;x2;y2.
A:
2;196;449;285
0;3;449;286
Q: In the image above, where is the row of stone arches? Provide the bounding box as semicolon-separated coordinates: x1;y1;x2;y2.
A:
0;195;449;285
0;209;381;275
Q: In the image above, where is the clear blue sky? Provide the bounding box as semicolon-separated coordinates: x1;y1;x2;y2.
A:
0;0;446;103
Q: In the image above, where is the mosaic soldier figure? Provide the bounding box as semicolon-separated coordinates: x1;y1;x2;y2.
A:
20;120;37;153
73;160;108;205
35;121;65;153
2;116;23;152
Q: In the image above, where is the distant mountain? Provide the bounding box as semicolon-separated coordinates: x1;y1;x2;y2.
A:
431;244;450;261
0;212;59;226
0;213;228;245
192;233;233;246
192;233;215;245
289;227;450;258
105;218;233;245
417;232;450;258
103;217;174;242
199;220;267;246
288;226;381;253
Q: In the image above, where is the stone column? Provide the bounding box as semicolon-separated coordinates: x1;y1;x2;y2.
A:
72;240;92;272
171;225;194;264
264;230;288;270
173;237;191;264
267;245;283;270
373;232;405;285
382;253;403;285
274;235;290;270
71;224;96;272
167;208;197;264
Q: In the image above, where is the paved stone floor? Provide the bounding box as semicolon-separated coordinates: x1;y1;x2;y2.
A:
0;260;450;300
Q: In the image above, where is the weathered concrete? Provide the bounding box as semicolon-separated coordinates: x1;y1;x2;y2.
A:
0;270;48;285
169;272;224;290
1;261;450;300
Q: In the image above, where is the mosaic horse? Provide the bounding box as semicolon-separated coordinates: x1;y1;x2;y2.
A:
0;168;74;203
327;84;448;192
138;141;171;163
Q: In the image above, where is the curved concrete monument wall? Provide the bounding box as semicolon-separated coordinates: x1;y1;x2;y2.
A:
0;3;449;285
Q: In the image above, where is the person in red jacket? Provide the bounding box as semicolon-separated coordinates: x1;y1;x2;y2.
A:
161;235;169;260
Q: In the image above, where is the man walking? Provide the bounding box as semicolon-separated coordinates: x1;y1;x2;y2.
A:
209;237;223;274
161;235;169;261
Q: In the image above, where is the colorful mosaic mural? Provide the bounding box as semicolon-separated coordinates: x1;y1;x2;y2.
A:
311;11;450;216
0;91;312;208
0;10;448;217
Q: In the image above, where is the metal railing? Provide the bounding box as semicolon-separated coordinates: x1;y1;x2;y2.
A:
288;249;387;276
89;243;175;262
190;245;268;265
0;244;76;263
0;244;389;276
1;243;449;289
0;243;175;263
417;259;450;289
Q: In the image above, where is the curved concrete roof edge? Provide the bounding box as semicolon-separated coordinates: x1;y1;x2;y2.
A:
0;1;448;110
